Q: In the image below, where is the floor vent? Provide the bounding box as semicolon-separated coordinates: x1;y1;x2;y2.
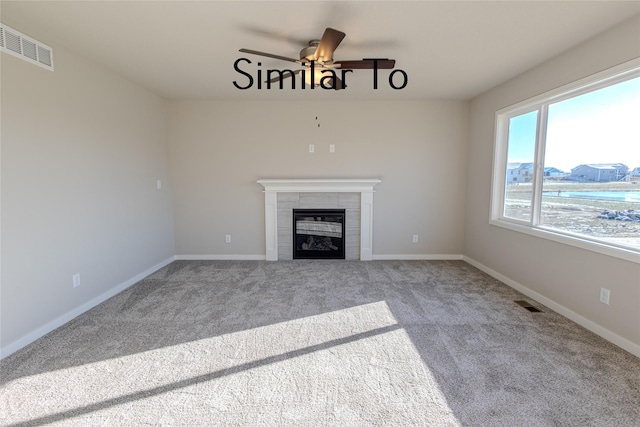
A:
515;300;542;313
0;23;54;71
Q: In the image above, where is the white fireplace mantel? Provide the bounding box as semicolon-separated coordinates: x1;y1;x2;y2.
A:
257;179;381;261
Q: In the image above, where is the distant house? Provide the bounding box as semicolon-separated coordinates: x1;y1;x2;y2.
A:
544;167;568;178
506;162;534;184
570;163;628;182
631;167;640;178
506;164;567;183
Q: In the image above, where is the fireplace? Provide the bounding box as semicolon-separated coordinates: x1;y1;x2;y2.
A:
293;209;345;259
257;179;381;261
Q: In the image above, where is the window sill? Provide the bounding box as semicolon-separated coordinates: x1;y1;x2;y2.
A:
489;219;640;264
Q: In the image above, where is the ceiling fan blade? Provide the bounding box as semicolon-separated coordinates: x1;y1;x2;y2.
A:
314;28;346;62
333;76;345;91
334;59;396;69
239;48;300;64
266;69;303;84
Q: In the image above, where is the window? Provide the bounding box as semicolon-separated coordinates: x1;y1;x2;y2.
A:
491;59;640;263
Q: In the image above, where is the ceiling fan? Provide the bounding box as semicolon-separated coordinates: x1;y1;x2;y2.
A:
239;27;395;90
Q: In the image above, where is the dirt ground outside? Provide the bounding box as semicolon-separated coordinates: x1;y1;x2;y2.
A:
503;181;640;250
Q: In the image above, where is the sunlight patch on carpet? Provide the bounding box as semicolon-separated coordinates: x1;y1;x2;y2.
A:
2;300;459;425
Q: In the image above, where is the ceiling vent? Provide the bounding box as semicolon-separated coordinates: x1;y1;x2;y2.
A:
0;23;54;71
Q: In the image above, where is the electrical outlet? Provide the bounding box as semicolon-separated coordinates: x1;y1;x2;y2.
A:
73;273;81;288
309;144;315;153
329;144;335;153
225;234;231;243
600;288;610;305
157;180;162;190
412;234;419;243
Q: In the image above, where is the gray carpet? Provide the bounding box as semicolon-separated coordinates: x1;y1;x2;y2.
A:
1;260;639;426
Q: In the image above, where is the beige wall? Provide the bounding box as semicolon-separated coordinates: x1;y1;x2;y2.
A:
168;100;469;258
1;36;175;353
465;15;640;352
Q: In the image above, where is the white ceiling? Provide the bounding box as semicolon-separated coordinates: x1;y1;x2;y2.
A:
2;1;639;100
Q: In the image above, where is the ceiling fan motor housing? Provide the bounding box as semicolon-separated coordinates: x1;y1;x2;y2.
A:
300;40;321;62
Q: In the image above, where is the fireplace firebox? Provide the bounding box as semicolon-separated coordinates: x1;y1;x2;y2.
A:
293;209;346;259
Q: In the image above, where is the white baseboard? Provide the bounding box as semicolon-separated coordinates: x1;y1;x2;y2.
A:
462;256;640;358
0;256;176;360
373;254;464;260
176;254;463;261
175;254;266;261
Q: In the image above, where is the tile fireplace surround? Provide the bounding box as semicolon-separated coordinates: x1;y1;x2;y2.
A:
257;179;381;261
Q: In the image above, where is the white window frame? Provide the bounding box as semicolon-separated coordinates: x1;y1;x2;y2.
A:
490;58;640;264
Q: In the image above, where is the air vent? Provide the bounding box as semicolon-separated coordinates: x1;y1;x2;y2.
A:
0;23;54;71
515;300;542;313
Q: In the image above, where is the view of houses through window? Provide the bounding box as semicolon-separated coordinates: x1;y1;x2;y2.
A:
498;65;640;253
